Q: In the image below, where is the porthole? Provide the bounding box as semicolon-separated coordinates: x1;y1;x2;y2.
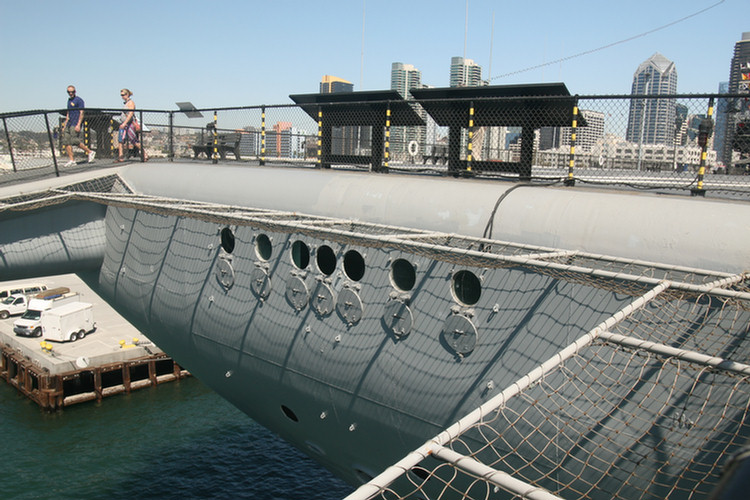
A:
291;240;310;269
255;234;272;261
220;227;235;254
452;270;481;306
343;250;365;282
316;245;336;276
391;259;416;292
281;405;299;423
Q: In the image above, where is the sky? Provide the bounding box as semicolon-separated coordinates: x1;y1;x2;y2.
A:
0;0;747;113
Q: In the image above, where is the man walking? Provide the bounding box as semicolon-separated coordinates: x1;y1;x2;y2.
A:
62;85;95;167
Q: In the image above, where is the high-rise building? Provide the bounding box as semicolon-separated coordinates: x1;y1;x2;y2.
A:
721;33;750;167
320;75;353;94
450;57;483;87
391;62;422;98
714;81;730;164
625;53;678;146
390;62;427;156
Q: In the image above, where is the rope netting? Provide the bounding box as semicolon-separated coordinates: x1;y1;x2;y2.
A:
347;282;750;500
2;174;750;500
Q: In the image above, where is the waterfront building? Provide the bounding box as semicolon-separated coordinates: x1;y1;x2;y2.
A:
625;53;678;148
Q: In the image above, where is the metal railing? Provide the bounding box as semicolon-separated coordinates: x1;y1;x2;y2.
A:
1;93;749;198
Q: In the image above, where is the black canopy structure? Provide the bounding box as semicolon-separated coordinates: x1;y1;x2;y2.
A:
290;90;425;171
410;83;585;179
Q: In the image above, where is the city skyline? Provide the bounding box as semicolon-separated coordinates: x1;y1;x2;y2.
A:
0;1;746;113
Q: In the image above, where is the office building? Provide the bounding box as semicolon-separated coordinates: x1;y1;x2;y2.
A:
625;53;678;146
320;75;353;94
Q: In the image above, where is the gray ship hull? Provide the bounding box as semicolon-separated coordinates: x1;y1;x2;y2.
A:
1;163;749;499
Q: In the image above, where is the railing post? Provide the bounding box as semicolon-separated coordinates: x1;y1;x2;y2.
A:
211;111;218;164
691;97;714;197
467;101;474;173
44;112;60;177
138;111;145;162
168;111;174;162
383;103;391;173
2;116;16;173
316;106;323;169
109;117;116;159
565;98;579;187
83;119;90;149
260;106;266;166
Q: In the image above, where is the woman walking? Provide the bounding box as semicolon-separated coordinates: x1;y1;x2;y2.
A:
117;89;148;162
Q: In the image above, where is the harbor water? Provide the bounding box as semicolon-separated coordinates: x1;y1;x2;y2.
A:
0;376;353;499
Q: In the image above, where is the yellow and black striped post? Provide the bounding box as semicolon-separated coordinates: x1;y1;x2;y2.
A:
109;118;116;158
691;97;714;197
383;104;391;172
565;101;579;186
261;106;266;166
211;111;219;164
466;102;474;173
316;107;322;169
83;120;90;149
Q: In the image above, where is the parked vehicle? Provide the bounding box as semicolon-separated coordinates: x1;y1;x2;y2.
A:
13;290;79;337
0;282;47;300
0;294;30;319
41;302;95;342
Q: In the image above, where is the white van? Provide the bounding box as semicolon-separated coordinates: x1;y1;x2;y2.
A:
13;290;79;337
0;283;48;300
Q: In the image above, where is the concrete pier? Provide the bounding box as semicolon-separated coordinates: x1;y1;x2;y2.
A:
0;274;188;409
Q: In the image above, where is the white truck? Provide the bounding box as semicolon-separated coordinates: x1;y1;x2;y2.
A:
13;288;79;337
41;302;95;342
0;294;30;319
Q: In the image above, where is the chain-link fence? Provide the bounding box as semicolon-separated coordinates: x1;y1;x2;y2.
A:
2;93;749;197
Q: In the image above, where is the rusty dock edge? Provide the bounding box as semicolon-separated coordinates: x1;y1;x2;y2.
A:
0;343;190;410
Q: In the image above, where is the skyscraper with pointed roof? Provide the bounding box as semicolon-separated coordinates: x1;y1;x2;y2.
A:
625;53;678;146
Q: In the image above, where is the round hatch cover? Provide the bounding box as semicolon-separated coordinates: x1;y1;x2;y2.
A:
337;288;364;325
216;258;235;290
383;300;413;338
442;315;477;356
286;276;309;311
250;268;272;299
311;282;335;316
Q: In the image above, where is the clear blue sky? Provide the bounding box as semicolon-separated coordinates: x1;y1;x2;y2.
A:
0;0;747;113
